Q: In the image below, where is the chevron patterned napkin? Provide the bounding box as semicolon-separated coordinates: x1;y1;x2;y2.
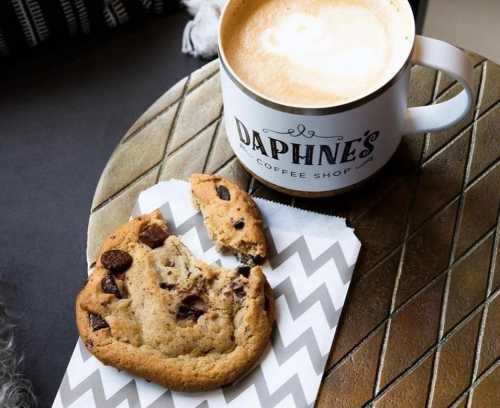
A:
53;180;360;408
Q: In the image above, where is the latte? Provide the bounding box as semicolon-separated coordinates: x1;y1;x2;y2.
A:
220;0;413;108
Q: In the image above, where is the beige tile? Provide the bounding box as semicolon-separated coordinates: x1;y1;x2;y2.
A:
92;106;175;209
317;325;385;408
445;235;493;333
431;313;482;408
478;61;500;116
352;179;415;277
453;396;469;408
391;133;426;172
410;129;470;231
205;119;234;173
456;162;500;258
374;354;434;408
436;70;456;98
471;364;500;408
409;66;436;108
87;168;159;265
469;103;500;183
493;242;500;293
159;120;219;181
328;250;400;367
424;66;481;159
380;275;445;388
396;201;458;307
167;73;222;154
479;294;500;375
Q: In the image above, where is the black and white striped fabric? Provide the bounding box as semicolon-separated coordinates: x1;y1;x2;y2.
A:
0;0;178;56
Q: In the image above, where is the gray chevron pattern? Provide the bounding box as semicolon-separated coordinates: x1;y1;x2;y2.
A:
59;371;144;408
267;232;352;284
55;191;354;407
61;323;330;407
61;342;177;407
223;367;313;408
273;326;329;376
159;202;214;251
273;277;341;329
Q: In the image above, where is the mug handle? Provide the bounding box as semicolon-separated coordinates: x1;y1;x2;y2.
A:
403;35;475;135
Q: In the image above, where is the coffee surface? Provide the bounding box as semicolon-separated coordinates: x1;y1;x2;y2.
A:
221;0;413;108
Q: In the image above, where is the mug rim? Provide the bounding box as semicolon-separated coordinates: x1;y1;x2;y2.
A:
218;0;416;116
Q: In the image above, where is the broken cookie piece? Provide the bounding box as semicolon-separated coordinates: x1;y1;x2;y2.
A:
189;173;267;265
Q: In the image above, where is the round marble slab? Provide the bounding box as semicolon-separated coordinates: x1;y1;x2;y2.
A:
88;55;500;407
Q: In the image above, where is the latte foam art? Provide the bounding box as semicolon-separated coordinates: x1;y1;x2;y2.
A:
221;0;413;107
260;8;388;99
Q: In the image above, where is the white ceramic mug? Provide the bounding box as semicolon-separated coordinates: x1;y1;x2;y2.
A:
218;0;474;197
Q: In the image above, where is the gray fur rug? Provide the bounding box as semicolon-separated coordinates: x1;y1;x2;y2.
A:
0;303;36;408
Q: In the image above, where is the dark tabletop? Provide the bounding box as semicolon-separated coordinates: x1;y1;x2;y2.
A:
0;11;203;408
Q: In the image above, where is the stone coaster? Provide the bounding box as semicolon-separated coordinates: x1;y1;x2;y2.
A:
87;55;500;407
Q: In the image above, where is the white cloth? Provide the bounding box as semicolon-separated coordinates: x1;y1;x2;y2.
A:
182;0;227;58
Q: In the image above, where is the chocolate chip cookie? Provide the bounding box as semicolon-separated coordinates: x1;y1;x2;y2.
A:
190;174;267;265
76;210;274;391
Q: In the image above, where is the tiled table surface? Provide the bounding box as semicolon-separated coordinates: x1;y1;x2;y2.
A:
87;54;500;407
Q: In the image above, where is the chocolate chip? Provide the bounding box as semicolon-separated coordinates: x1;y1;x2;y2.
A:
101;250;133;274
176;304;205;321
264;293;271;312
237;253;252;265
182;294;202;306
230;282;246;298
89;313;109;331
159;282;176;290
139;224;169;248
176;295;206;321
237;253;264;266
236;265;251;278
233;219;245;230
176;304;190;318
101;275;122;298
216;185;231;201
252;255;264;265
